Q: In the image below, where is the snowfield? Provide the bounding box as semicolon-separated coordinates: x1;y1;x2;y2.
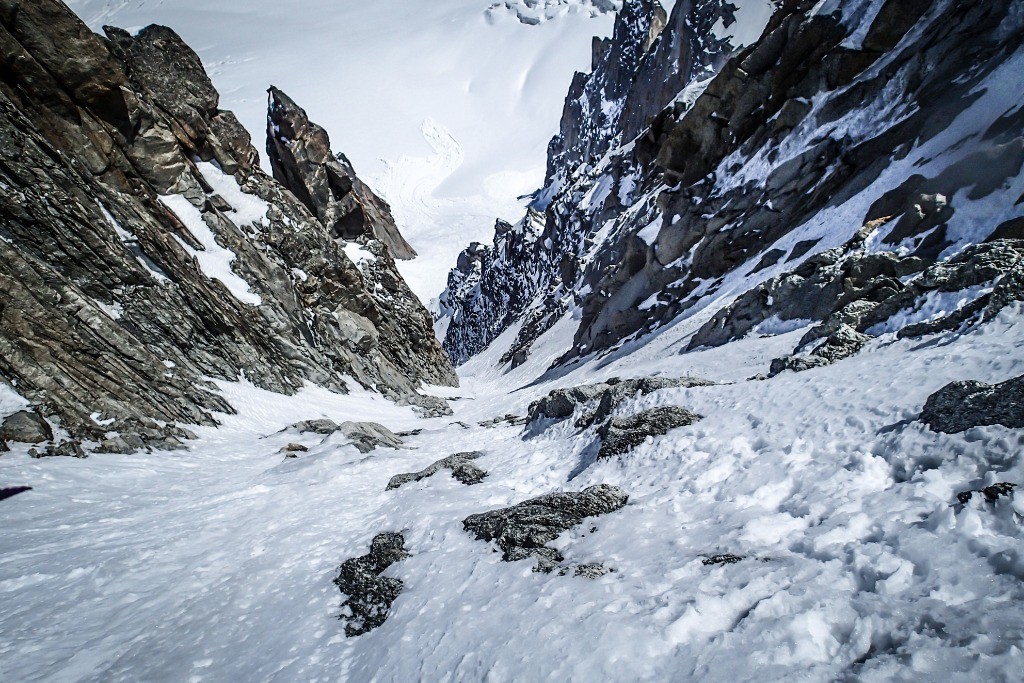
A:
2;299;1021;681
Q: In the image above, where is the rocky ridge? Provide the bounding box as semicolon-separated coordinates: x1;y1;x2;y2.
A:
439;0;1024;379
0;0;455;452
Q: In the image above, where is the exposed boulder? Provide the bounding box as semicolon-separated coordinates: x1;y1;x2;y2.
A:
386;452;487;490
289;419;402;453
266;87;415;260
956;482;1017;506
597;406;702;459
0;411;52;444
702;554;744;566
527;376;713;425
920;375;1024;433
334;532;410;637
291;419;341;435
338;422;403;454
769;324;871;376
463;484;628;573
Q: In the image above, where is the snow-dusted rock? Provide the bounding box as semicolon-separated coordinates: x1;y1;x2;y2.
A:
463;484;628;573
386;451;487;490
596;405;702;459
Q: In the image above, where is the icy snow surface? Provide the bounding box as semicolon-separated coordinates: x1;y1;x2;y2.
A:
66;0;624;303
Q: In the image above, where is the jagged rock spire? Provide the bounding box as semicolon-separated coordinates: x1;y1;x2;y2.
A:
266;87;416;260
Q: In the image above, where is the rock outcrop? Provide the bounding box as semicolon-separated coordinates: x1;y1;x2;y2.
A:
527;375;712;425
386;452;487;490
0;0;455;452
266;87;416;260
334;532;410;637
0;411;53;444
596;405;702;459
920;375;1024;434
463;484;628;573
440;0;1024;376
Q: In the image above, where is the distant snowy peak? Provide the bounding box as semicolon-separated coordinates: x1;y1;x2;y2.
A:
487;0;623;25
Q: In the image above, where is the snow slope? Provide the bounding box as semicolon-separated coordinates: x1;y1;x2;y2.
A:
2;301;1021;681
66;0;620;302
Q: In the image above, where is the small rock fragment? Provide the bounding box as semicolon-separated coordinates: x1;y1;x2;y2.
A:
386;452;487;490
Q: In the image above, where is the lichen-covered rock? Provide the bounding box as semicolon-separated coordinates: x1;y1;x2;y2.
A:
596;406;702;459
920;375;1024;433
386;451;487;490
462;484;628;573
0;411;52;444
334;532;410;637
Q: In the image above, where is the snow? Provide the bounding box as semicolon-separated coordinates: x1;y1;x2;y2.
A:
66;0;620;302
867;284;994;336
710;0;775;46
158;194;263;306
2;298;1022;680
0;382;29;421
342;242;377;266
195;161;270;230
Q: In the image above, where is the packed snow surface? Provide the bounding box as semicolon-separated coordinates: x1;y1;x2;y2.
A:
66;0;621;302
2;299;1022;680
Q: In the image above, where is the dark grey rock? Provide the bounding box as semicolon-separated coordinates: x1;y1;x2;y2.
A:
266;87;415;260
702;554;743;566
30;440;85;459
573;563;613;579
920;375;1024;433
334;532;410;637
386;451;487;490
956;482;1016;505
597;406;702;459
527;376;713;426
0;411;52;444
292;419;341;435
463;484;628;573
769;324;871;376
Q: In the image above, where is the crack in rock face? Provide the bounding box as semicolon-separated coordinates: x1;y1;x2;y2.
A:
386;452;487;490
334;533;410;637
462;484;628;573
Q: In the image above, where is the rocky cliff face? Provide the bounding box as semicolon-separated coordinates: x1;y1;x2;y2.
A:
440;0;1024;372
0;0;455;452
